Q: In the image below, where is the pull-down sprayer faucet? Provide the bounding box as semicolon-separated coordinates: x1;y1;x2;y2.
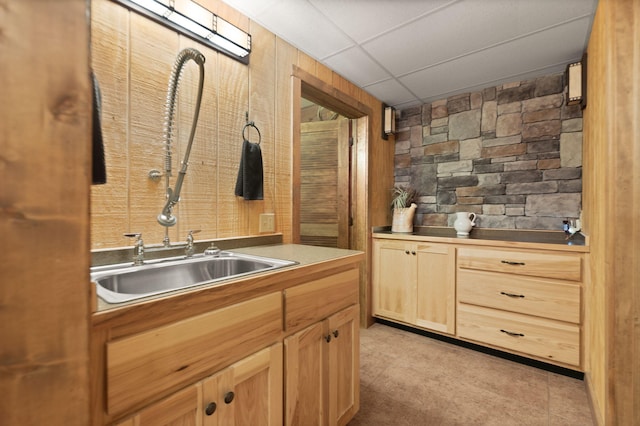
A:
156;48;206;244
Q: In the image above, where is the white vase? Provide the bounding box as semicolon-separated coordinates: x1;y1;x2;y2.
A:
392;203;417;233
454;212;476;236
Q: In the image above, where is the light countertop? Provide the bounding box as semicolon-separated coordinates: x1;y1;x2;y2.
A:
372;226;588;252
92;243;364;314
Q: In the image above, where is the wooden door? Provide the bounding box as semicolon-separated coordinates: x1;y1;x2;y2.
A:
372;239;416;322
203;344;283;426
327;305;360;426
299;118;351;248
116;383;201;426
284;321;326;426
415;243;456;334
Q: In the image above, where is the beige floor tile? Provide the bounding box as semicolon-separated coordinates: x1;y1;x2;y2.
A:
349;323;593;426
548;373;595;425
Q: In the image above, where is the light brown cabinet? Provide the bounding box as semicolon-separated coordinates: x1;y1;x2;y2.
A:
115;384;200;426
116;344;282;426
105;292;283;417
372;234;585;370
201;343;283;425
92;252;363;426
284;305;359;426
372;239;455;334
283;269;360;426
456;246;583;368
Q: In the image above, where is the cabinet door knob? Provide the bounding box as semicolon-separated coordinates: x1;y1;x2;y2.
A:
405;250;410;255
500;329;525;337
325;334;332;343
224;391;235;404
411;251;416;255
332;329;339;338
205;402;217;415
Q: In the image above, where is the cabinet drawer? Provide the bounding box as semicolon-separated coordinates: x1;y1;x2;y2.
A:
457;247;581;281
458;304;580;367
457;269;581;323
106;292;282;416
285;268;359;332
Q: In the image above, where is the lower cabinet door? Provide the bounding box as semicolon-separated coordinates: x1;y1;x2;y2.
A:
284;304;360;426
118;344;284;426
415;243;455;334
327;304;360;426
115;384;200;426
203;343;283;426
284;321;326;426
372;240;415;323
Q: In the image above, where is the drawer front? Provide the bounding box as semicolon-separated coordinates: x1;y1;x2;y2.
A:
285;268;359;333
457;247;581;281
457;269;581;323
457;304;580;367
106;292;282;416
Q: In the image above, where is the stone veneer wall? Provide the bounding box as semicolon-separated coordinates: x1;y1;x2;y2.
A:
394;73;583;230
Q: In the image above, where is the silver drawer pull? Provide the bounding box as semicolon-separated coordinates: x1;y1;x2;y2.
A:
500;291;525;298
500;329;525;337
501;260;526;266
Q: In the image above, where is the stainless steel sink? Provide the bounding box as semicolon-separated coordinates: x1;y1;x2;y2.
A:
90;252;297;303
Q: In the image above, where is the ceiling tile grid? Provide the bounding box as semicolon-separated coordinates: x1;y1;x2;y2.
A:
220;0;597;109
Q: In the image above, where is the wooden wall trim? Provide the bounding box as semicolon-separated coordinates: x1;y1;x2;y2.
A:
584;0;640;424
604;0;640;424
291;76;302;244
290;66;378;326
292;65;372;118
0;0;91;424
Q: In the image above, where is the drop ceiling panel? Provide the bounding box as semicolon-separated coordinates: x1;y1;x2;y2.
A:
248;0;355;59
322;46;390;87
400;17;591;102
219;0;597;108
362;79;417;107
308;0;453;44
363;0;595;77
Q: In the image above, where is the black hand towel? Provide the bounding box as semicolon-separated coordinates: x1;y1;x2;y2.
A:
91;72;107;185
234;139;263;200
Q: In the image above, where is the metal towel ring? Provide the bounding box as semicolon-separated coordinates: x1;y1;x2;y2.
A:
242;121;261;144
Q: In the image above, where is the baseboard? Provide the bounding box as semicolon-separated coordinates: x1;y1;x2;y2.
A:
375;318;584;379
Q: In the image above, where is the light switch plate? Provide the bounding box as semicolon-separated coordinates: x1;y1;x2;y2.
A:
259;213;275;233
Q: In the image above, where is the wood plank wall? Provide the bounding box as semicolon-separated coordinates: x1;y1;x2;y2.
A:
90;0;395;325
583;0;640;424
0;0;91;424
90;0;394;251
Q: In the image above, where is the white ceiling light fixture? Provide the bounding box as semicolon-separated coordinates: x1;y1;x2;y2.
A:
112;0;251;63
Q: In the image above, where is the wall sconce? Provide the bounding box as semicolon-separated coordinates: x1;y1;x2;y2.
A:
382;104;396;140
112;0;251;64
566;53;587;108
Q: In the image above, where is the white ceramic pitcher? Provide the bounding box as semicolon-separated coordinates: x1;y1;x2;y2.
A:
454;212;476;236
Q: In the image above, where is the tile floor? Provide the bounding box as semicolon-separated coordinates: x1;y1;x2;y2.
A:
348;323;594;426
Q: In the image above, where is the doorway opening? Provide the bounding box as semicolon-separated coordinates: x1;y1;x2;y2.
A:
299;99;352;249
292;67;375;327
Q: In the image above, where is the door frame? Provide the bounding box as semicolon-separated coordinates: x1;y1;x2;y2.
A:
291;66;373;325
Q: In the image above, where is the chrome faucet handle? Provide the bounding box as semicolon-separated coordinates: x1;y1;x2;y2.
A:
187;229;201;238
204;242;221;257
185;230;201;257
123;233;144;265
123;232;143;245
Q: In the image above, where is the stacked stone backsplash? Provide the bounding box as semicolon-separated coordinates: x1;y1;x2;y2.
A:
394;72;583;230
